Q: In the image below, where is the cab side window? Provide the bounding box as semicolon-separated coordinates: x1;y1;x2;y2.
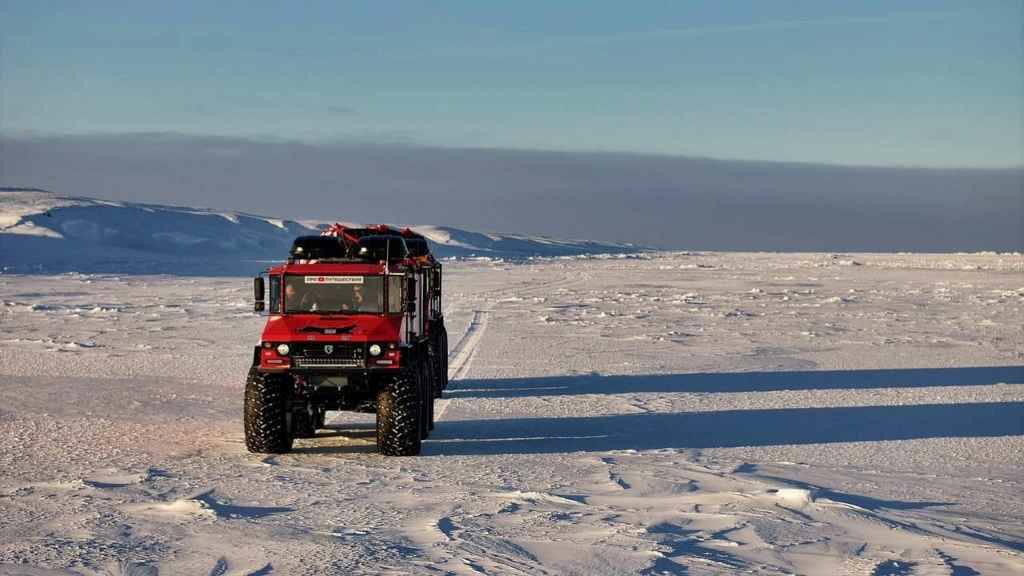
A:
269;276;281;314
388;275;403;313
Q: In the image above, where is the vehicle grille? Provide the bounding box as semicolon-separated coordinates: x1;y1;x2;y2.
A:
292;343;364;369
293;357;364;369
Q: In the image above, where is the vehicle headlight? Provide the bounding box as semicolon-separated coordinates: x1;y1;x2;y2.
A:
369;344;382;356
276;343;290;356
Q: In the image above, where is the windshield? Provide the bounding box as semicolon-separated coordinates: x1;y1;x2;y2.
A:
284;275;383;314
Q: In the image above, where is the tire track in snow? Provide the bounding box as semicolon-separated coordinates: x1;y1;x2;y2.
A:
447;309;490;382
434;309;490;422
442;267;583;374
435;268;582;422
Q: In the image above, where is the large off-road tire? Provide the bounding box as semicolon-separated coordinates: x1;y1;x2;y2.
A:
420;354;435;434
244;368;293;453
440;325;449;391
412;350;431;439
376;370;422;456
430;332;445;399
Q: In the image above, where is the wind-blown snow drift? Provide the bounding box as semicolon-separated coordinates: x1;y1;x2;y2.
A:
0;189;641;275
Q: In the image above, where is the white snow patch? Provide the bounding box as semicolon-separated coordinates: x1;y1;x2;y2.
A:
494;491;584;506
129;497;216;520
2;221;64;239
0;190;84;228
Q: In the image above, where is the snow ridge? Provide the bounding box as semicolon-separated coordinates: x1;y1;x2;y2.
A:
0;189;642;275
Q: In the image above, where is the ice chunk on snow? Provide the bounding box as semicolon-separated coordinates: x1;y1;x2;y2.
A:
766;488;816;506
494;491;584;506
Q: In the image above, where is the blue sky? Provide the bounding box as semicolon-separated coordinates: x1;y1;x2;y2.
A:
1;1;1021;167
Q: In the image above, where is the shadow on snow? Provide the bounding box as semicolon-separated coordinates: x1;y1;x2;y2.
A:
425;366;1024;456
426;401;1024;456
445;365;1024;398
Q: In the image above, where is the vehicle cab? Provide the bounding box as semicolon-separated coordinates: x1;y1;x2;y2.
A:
256;260;407;372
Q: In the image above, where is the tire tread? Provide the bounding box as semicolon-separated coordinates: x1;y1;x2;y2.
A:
376;370;422;456
244;368;293;453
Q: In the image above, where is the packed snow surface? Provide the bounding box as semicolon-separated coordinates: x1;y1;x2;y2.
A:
1;252;1023;575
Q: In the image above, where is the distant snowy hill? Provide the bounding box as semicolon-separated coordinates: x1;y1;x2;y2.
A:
0;189;642;275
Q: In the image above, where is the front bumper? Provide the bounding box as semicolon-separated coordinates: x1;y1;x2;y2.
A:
259;341;400;371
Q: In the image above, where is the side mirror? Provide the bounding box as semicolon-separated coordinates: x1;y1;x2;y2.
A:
254;277;265;312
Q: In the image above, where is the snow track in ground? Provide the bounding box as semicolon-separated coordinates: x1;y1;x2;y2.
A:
436;309;491;422
447;310;491;382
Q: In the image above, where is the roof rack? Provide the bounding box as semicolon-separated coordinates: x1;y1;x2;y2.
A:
319;223;434;262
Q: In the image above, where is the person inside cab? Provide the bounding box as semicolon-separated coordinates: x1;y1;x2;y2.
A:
285;283;319;312
343;285;365;311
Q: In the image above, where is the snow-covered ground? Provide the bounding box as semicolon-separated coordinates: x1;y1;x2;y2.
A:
1;252;1022;575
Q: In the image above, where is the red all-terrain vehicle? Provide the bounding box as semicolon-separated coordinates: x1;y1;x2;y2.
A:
246;224;447;456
